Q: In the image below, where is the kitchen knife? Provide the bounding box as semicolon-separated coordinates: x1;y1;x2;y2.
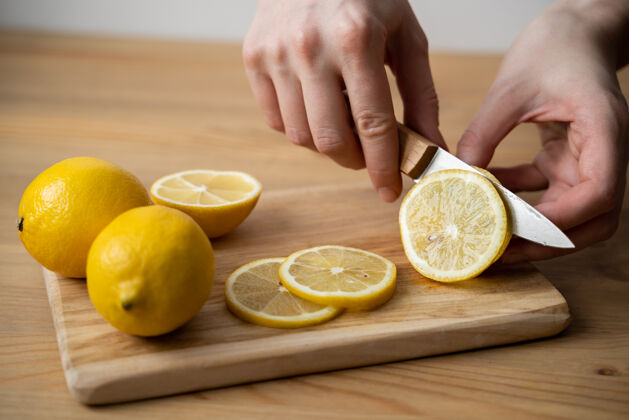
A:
397;123;574;248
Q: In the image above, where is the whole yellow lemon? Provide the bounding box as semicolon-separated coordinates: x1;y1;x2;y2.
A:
18;157;151;278
87;205;214;336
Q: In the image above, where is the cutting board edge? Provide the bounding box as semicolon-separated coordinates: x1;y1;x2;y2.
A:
62;301;570;405
44;266;81;399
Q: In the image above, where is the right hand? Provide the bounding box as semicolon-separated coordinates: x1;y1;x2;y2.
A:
243;0;446;202
455;1;629;262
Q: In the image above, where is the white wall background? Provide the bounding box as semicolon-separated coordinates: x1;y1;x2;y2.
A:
0;0;554;53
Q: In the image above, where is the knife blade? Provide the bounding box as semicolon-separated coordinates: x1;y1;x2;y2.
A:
397;124;574;248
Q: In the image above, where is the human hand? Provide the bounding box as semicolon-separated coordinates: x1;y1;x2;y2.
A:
456;0;629;262
243;0;445;202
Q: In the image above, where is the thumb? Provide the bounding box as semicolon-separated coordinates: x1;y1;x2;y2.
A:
457;84;526;167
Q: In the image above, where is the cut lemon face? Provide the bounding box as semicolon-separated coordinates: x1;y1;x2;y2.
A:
278;246;397;309
225;258;342;328
151;170;261;238
399;169;508;282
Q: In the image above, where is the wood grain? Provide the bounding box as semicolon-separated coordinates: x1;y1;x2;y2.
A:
1;31;629;418
43;185;569;404
397;124;439;179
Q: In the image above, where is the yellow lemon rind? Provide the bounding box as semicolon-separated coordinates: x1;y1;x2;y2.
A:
399;169;508;283
87;205;214;337
472;166;501;185
18;156;151;278
278;246;397;310
225;258;342;329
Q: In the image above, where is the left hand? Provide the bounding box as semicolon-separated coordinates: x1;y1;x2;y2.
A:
455;1;629;262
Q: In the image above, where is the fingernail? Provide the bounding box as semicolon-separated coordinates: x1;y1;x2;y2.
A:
500;252;528;264
378;187;398;202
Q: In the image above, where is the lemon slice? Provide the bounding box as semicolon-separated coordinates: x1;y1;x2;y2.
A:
278;246;397;309
225;258;342;328
399;169;508;282
151;169;262;238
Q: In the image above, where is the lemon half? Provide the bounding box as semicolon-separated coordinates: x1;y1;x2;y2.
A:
151;169;261;238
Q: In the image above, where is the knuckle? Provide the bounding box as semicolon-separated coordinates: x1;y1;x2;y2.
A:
242;41;263;69
314;130;346;156
266;40;288;65
355;110;395;140
290;26;320;63
286;127;313;148
417;83;439;106
335;12;378;54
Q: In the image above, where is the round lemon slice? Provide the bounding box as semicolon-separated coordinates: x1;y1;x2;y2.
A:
399;169;508;282
278;245;397;309
151;169;261;238
225;258;342;328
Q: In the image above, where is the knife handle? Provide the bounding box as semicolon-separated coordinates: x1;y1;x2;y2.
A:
397;123;439;179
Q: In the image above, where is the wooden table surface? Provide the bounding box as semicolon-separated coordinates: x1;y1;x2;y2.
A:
1;32;628;419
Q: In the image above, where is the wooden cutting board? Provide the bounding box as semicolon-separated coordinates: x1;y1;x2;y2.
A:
43;183;571;405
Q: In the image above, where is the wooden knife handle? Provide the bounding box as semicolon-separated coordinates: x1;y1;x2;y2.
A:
397;123;439;179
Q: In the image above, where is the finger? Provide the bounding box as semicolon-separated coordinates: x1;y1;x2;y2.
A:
534;180;621;232
456;84;529;167
488;164;548;192
388;15;446;149
271;72;316;151
244;70;284;132
300;72;365;169
340;47;401;202
344;66;401;202
500;207;621;263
